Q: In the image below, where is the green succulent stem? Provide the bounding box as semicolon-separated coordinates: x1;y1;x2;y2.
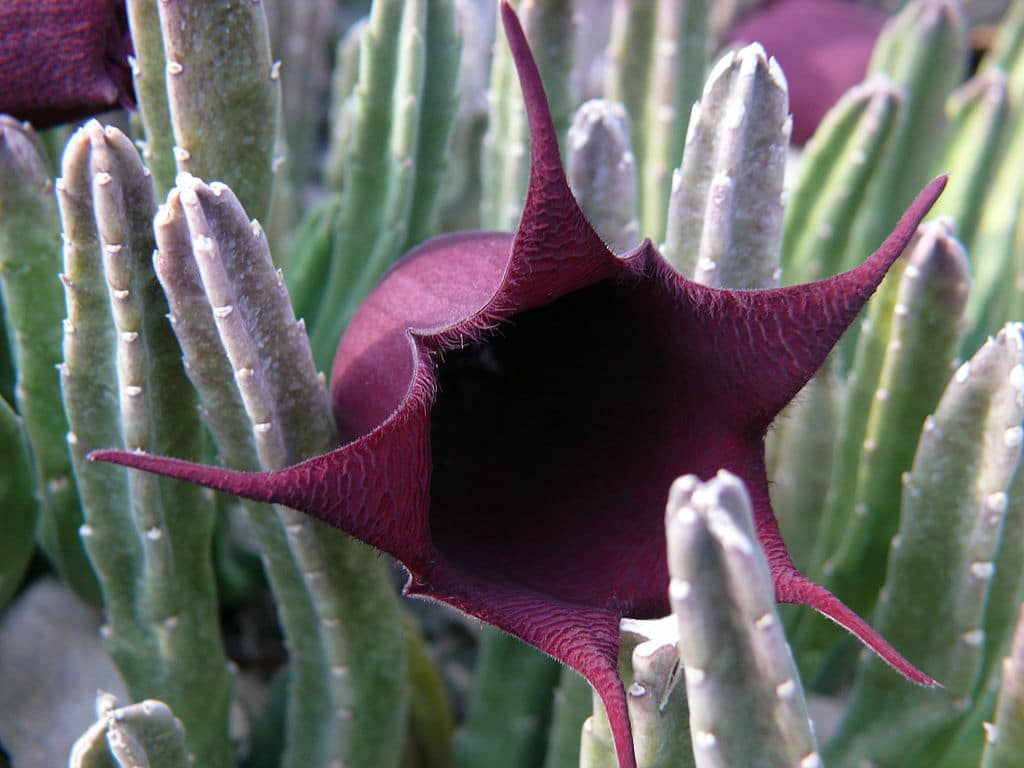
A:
481;0;575;232
982;605;1024;768
69;694;191;768
456;630;562;768
125;0;177;199
827;324;1024;765
824;219;970;620
156;0;281;226
0;395;36;609
781;77;902;283
566;98;640;253
666;472;818;768
155;173;408;768
310;0;459;369
662;42;789;288
0;118;99;605
58;123;233;768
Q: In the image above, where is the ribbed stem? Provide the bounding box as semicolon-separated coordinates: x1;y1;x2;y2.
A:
69;694;190;768
827;324;1024;765
0;117;98;605
662;43;788;288
0;395;36;609
566;99;640;253
667;472;818;768
157;0;281;225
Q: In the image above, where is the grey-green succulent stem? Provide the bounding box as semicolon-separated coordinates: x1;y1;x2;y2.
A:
982;605;1024;768
167;174;407;768
170;177;335;463
157;0;281;226
780;77;902;283
311;0;461;368
981;0;1024;90
918;452;1024;767
826;324;1024;766
0;117;99;605
456;630;562;768
792;262;907;672
619;616;694;768
765;356;841;580
810;259;906;577
346;0;427;306
57;123;158;690
481;0;575;232
662;42;788;288
930;69;1011;249
403;620;456;766
403;0;460;251
926;683;1002;768
69;694;191;768
961;87;1024;353
265;0;335;195
604;0;655;222
0;395;36;609
319;0;427;364
325;19;369;193
283;196;342;331
566;99;640;253
88;133;232;768
580;688;618;768
480;0;525;231
977;395;1024;691
824;219;970;620
125;0;177;199
666;472;818;768
542;667;593;768
842;0;966;275
152;190;336;768
640;0;709;245
435;0;494;234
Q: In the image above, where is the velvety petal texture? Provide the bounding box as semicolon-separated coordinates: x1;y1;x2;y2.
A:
93;5;946;767
0;0;135;128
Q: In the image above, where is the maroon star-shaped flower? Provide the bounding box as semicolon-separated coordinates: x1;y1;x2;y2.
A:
0;0;135;129
94;5;944;765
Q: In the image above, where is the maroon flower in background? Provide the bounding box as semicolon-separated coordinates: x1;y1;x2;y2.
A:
94;5;944;766
0;0;135;129
726;0;886;143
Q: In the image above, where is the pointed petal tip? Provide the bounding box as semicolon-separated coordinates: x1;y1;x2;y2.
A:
87;448;139;464
499;2;522;47
849;174;951;288
927;173;949;199
87;449;267;504
778;571;939;689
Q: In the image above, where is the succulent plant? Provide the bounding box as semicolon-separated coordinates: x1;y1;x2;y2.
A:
0;1;1023;768
91;5;949;766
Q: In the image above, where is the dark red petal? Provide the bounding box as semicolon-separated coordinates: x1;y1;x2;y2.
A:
647;175;948;434
490;1;621;313
91;4;947;765
91;349;435;568
738;463;939;687
410;564;636;768
0;0;135;128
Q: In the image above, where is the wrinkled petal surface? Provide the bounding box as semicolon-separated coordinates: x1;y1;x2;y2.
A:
0;0;135;128
93;4;945;766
